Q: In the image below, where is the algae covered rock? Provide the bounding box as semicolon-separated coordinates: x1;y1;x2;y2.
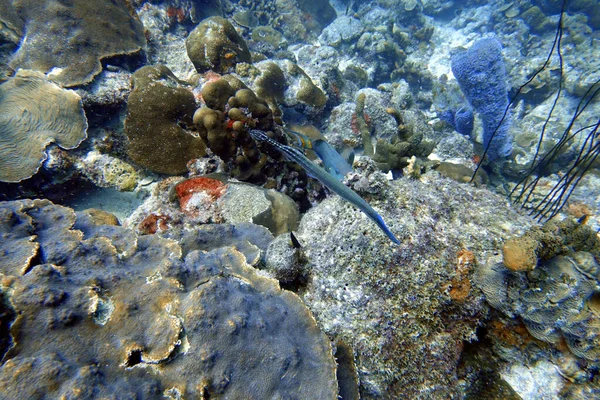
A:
8;0;146;87
0;199;338;398
0;70;88;183
266;164;534;398
125;65;206;175
186;16;251;73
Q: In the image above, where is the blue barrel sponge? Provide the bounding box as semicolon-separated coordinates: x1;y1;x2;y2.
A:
454;106;474;136
451;38;512;160
438;106;474;136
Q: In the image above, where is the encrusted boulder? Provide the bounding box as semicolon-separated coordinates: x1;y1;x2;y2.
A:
0;199;338;398
125;176;299;236
265;162;533;398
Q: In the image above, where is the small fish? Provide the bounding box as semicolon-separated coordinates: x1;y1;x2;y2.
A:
249;129;400;244
284;127;353;181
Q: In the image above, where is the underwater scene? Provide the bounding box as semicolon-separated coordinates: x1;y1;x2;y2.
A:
0;0;599;398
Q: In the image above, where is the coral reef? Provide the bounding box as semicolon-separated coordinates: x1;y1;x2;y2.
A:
8;0;146;87
477;218;600;362
125;65;206;175
0;199;337;398
186;16;251;74
0;70;88;183
357;92;435;172
266;162;534;398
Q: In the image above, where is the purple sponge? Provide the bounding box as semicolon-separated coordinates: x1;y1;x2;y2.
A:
451;38;512;160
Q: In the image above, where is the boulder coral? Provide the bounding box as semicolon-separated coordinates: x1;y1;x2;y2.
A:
0;199;338;398
186;16;251;74
8;0;146;87
0;70;88;183
125;65;206;175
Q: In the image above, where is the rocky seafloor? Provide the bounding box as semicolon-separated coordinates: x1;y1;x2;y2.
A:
1;0;600;398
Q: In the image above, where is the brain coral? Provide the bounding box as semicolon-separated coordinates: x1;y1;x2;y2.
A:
8;0;146;87
0;199;337;398
186;16;251;74
125;65;206;175
0;70;88;183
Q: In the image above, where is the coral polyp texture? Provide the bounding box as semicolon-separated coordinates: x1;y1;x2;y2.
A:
125;65;206;175
0;199;337;399
186;16;251;74
0;70;88;183
477;220;600;361
7;0;146;87
193;76;277;180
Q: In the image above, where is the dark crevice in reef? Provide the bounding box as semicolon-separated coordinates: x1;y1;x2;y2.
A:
0;290;16;364
124;349;143;368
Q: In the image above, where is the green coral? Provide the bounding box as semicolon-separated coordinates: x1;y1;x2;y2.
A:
125;65;206;175
284;63;326;108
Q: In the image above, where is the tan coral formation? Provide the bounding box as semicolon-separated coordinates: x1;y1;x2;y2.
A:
186;16;251;74
0;70;88;183
193;76;275;180
0;199;337;398
8;0;146;87
125;65;206;175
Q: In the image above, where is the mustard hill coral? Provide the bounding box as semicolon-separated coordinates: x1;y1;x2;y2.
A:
193;76;274;180
125;65;206;175
8;0;146;87
186;16;251;74
0;199;338;398
0;70;88;183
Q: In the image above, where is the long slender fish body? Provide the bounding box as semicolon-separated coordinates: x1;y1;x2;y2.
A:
249;129;400;244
